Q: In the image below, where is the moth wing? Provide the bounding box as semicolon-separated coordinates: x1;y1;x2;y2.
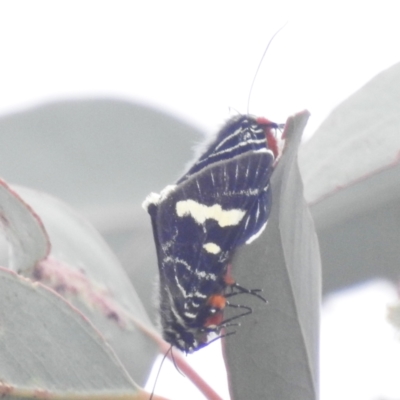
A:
144;149;273;334
156;149;274;276
190;149;274;249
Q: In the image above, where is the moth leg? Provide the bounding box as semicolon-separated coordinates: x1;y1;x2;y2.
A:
198;304;253;348
219;301;253;327
225;282;267;303
204;330;236;347
200;302;252;332
223;264;267;302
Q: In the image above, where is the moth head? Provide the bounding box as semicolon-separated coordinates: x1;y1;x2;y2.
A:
163;324;209;353
216;115;282;160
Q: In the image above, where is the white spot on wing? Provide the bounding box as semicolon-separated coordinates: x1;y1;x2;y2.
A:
246;221;268;244
196;179;201;193
255;203;260;221
195;137;269;171
184;311;196;319
213;138;266;158
203;242;221;254
159;184;177;201
244;215;250;230
255;148;273;155
214;126;242;151
142;192;161;210
164;256;191;296
176;200;246;227
164;289;186;325
142;185;178;210
210;171;215;185
195;270;217;280
164;256;192;272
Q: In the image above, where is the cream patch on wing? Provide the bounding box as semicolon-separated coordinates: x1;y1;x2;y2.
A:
202;242;222;254
176;199;245;227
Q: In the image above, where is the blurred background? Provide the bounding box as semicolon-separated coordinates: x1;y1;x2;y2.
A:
1;1;400;399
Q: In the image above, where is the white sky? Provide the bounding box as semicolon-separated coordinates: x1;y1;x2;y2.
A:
1;1;399;139
2;1;400;399
146;280;400;400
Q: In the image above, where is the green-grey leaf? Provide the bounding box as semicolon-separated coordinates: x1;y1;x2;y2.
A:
299;62;400;294
0;267;139;397
11;186;159;386
0;179;49;273
224;111;321;400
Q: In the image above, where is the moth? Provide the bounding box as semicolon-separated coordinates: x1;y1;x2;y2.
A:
143;115;282;353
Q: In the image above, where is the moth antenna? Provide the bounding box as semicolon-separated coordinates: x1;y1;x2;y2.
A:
246;21;289;114
149;345;173;400
228;106;240;116
170;347;185;377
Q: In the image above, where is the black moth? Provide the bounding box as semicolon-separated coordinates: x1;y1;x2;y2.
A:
143;115;282;353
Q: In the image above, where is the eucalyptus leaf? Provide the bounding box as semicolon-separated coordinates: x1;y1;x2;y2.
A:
0;179;49;273
299;62;400;294
11;186;159;387
224;111;321;400
0;267;140;398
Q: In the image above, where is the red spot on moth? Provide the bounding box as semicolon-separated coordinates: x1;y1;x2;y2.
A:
204;294;226;326
207;294;226;310
205;313;224;327
223;264;236;286
257;117;279;158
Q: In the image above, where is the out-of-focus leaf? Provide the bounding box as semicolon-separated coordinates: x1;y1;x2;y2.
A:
0;266;140;398
0;99;203;208
299;63;400;209
224;111;321;400
299;62;400;293
9;186;159;386
0;99;204;324
0;179;49;272
0;101;220;396
387;300;400;333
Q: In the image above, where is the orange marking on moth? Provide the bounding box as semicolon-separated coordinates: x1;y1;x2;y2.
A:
224;264;236;286
205;313;224;327
204;294;226;327
256;117;279;158
207;294;226;309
